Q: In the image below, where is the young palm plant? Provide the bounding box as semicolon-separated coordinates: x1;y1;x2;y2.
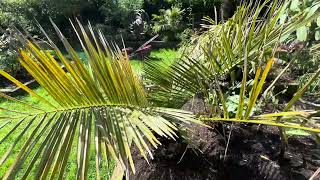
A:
0;20;201;179
145;0;320;105
143;0;320;157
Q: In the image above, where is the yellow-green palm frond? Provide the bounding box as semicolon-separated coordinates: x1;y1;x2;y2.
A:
209;57;320;134
144;0;320;114
180;0;320;76
0;20;200;179
146;52;320;134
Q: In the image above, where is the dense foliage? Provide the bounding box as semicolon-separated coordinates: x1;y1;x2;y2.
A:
280;0;320;42
98;0;144;29
0;29;20;77
278;0;320;95
0;0;228;75
0;0;94;33
152;5;185;41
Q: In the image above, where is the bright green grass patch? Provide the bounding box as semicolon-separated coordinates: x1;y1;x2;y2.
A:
67;48;179;75
0;87;55;115
130;48;179;75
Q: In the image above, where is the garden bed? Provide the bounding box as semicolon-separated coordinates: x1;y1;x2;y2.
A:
128;98;320;180
129;123;319;180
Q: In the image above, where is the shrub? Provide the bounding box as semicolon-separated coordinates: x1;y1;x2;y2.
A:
0;0;98;38
0;29;20;76
99;0;144;27
186;0;222;7
0;0;36;32
167;0;223;9
152;5;185;41
277;0;320;95
280;0;320;42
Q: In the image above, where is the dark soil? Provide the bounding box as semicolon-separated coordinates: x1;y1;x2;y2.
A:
129;98;320;180
129;123;320;180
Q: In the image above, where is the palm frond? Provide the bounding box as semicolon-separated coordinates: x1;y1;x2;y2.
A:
144;0;320;105
0;20;200;179
145;0;320;133
203;58;320;133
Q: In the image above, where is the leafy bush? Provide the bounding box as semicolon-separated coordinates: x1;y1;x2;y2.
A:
296;44;320;94
298;72;320;94
277;0;320;95
144;0;320;127
99;0;144;27
0;0;96;41
0;0;36;32
280;0;320;42
148;0;223;40
167;0;223;9
152;5;185;41
0;51;19;76
0;29;20;76
96;0;146;41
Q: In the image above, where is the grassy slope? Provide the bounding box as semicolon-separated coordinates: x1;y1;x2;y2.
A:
0;48;178;179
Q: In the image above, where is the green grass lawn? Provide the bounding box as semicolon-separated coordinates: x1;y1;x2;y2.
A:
128;48;178;76
0;48;178;179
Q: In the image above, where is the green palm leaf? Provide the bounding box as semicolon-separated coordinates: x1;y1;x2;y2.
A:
0;20;200;179
143;0;320;134
144;0;320;105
